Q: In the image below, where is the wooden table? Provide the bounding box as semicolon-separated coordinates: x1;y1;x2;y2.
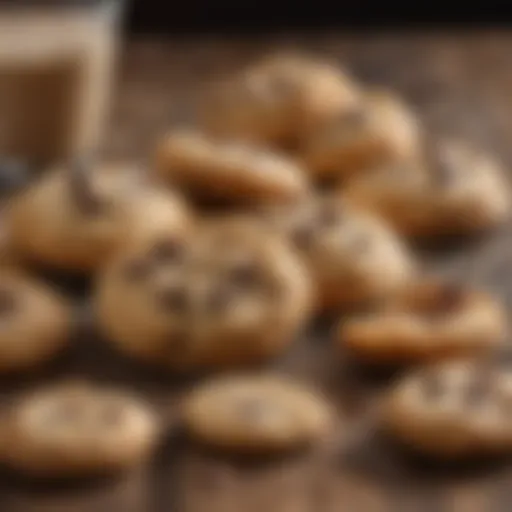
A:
4;32;512;512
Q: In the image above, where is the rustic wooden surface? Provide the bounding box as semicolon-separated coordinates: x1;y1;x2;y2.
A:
4;31;512;512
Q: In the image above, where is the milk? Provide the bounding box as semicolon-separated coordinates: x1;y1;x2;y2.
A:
0;4;121;164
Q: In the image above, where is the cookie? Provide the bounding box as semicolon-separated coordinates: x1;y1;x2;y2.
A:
182;375;333;454
301;89;421;182
260;195;415;310
96;217;313;371
344;139;511;237
339;279;505;365
1;382;159;477
199;54;360;148
381;360;512;459
0;270;71;373
8;158;190;272
154;129;309;205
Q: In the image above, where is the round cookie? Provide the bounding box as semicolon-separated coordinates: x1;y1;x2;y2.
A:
381;360;512;459
260;195;415;311
154;129;309;205
338;279;505;365
0;270;71;373
199;54;360;148
344;139;511;237
182;375;333;454
96;217;313;371
8;158;189;272
1;382;159;477
301;89;421;182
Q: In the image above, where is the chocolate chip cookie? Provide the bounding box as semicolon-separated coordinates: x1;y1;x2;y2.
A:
199;54;360;148
154;129;309;205
182;374;333;454
0;270;71;373
1;382;159;476
8;158;190;272
381;360;512;458
339;279;505;365
344;139;511;237
301;89;421;182
96;217;313;371
261;195;415;310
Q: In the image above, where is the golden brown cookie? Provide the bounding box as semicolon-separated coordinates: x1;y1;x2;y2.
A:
199;54;360;148
338;279;505;365
344;139;511;237
154;129;309;205
96;217;313;371
8;158;190;272
182;375;333;454
260;195;415;311
1;382;159;477
117;185;192;253
301;89;421;182
381;360;512;459
0;270;71;373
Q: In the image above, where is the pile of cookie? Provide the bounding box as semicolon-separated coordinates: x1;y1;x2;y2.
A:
0;53;511;479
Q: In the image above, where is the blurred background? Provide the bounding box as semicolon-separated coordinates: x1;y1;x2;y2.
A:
104;0;512;167
126;1;512;33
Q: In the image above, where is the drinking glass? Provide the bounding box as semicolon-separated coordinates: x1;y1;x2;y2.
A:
0;0;125;166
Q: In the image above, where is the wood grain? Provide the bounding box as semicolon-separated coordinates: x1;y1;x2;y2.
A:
4;31;512;512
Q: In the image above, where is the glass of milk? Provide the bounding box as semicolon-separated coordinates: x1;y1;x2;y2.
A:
0;1;125;167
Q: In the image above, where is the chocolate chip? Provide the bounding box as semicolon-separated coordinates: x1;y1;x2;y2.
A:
150;239;184;263
69;155;104;215
0;289;15;316
157;286;189;313
423;283;465;318
123;259;151;281
437;284;465;311
228;261;259;288
292;224;315;249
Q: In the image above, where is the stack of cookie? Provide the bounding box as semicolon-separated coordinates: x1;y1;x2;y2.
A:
0;52;510;479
